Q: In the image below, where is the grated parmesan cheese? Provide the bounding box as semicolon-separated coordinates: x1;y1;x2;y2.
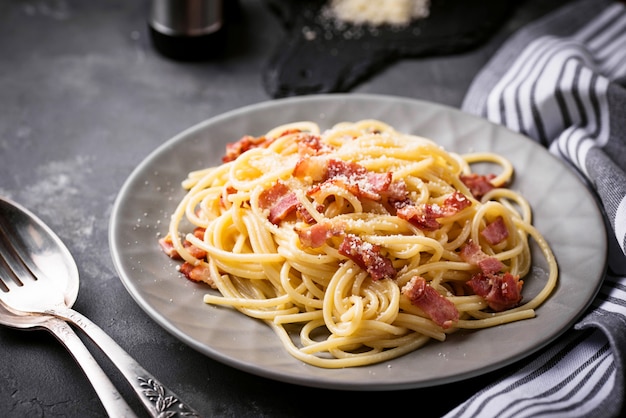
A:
328;0;431;27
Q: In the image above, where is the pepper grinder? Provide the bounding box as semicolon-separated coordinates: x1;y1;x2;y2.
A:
149;0;226;61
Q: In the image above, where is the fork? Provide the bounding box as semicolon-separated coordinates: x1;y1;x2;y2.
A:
0;231;200;417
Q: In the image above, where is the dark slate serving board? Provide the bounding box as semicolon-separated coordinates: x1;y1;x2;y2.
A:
262;0;521;97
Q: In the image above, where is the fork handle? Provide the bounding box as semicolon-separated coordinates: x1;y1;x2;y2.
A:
50;306;201;418
44;317;137;417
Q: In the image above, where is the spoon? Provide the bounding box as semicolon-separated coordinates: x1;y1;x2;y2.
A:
0;305;136;417
0;196;200;418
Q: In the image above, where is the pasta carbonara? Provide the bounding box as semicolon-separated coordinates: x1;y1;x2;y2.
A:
159;120;558;368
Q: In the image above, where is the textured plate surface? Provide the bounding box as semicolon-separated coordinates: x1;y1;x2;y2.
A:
109;94;607;390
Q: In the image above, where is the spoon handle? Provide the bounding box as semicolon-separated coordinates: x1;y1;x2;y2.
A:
50;306;201;418
43;317;137;417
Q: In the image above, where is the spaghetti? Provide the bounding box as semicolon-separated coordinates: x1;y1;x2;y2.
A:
159;120;558;368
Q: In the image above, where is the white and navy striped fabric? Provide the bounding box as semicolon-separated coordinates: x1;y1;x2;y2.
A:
447;0;626;417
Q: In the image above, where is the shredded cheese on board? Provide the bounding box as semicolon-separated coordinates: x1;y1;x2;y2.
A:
328;0;431;26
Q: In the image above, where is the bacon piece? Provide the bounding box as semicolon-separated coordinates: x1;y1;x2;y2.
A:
183;240;207;260
441;191;472;215
368;172;394;199
258;182;297;225
179;262;217;288
296;223;331;248
295;221;345;248
478;257;505;275
293;156;328;181
159;228;207;260
338;234;396;281
295;133;332;156
259;182;292;210
383;179;410;204
460;173;496;200
397;191;471;231
460;240;504;274
382;180;411;214
269;193;299;225
481;216;509;245
296;203;323;224
158;234;180;259
300;158;395;202
259;182;319;225
220;185;237;208
222;135;273;163
467;272;523;311
178;227;208;259
279;128;302;137
402;276;459;329
191;227;206;240
396;204;441;231
325;159;393;201
223;129;307;163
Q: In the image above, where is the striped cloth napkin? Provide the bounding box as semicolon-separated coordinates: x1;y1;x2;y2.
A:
446;0;626;417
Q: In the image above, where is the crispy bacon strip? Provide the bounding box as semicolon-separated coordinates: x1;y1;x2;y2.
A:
296;221;345;248
158;234;179;259
296;158;394;202
258;182;299;225
481;216;509;245
220;185;237;209
183;241;207;260
223;129;306;163
460;173;496;200
459;239;504;274
179;262;217;288
159;227;207;260
159;227;215;288
338;234;396;281
382;179;410;205
293;156;328;182
222;135;273;163
397;191;472;231
278;129;302;137
325;159;393;201
396;204;440;230
259;181;320;225
467;272;523;311
295;132;332;156
296;204;317;224
402;276;459;329
442;191;473;214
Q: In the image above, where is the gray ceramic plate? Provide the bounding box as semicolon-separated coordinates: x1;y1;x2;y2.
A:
109;94;607;390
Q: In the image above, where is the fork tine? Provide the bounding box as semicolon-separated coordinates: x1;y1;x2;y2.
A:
0;207;50;291
0;234;26;290
0;216;33;289
0;260;11;292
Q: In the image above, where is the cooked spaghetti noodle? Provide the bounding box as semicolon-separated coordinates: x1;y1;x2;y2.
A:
160;120;558;368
